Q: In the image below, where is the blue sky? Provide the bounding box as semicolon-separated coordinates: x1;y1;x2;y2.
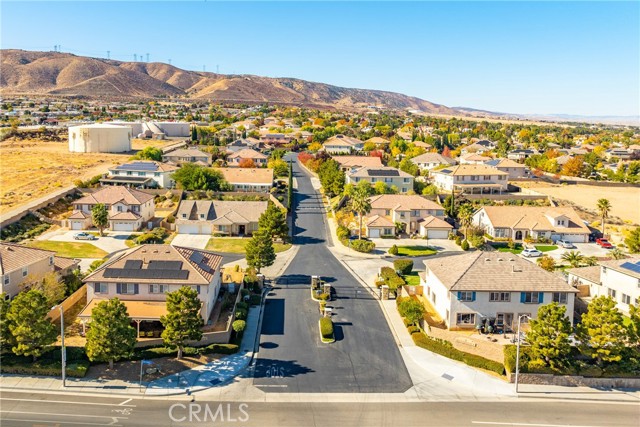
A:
2;1;638;116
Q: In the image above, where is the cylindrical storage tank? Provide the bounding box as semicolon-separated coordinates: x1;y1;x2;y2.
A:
68;124;132;153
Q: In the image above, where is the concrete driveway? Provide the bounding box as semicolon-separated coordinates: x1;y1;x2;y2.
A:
47;230;132;253
170;234;210;250
545;242;615;261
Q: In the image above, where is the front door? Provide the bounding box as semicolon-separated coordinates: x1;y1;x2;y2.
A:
239;225;246;235
515;230;523;240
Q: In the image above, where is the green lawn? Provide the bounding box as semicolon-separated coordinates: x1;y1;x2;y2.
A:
403;271;422;286
206;238;292;254
396;245;437;257
498;244;557;254
26;241;108;258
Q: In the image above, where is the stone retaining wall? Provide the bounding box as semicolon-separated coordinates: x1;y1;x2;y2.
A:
509;372;640;388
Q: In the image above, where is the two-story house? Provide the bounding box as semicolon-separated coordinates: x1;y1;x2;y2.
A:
332;155;383;173
100;161;178;189
473;206;590;242
162;148;212;166
346;167;414;194
175;200;267;235
364;194;451;238
260;133;292;146
68;186;155;232
409;153;456;172
459;153;492;165
421;251;577;331
507;149;538;162
1;243;79;299
431;164;508;194
79;244;223;337
226;138;262;154
227;148;268;167
323;134;364;154
568;258;640;316
484;158;530;179
217;168;274;192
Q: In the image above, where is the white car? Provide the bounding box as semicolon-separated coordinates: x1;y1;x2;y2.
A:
522;248;542;257
556;240;575;249
73;232;96;241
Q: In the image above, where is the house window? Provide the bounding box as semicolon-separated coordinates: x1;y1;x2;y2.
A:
149;284;169;294
457;291;475;302
49;256;54;265
484;176;490;180
608;288;617;299
400;212;406;218
3;275;9;286
385;209;391;216
118;283;138;295
182;214;187;218
138;172;146;176
552;292;568;304
403;178;410;183
413;210;420;216
117;205;123;212
95;283;108;294
622;294;631;305
199;214;205;219
490;292;510;302
127;171;133;176
192;285;201;294
22;267;28;277
521;292;542;304
456;313;476;325
154;172;161;177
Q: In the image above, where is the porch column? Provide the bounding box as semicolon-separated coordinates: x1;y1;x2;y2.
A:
81;319;87;335
134;319;141;338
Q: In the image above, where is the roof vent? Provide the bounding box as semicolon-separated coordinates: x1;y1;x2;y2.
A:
485;258;491;262
497;258;504;261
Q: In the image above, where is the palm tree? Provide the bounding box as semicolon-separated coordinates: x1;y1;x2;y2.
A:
349;186;371;240
584;256;598;266
596;198;611;236
610;248;625;260
562;250;584;267
458;204;475;240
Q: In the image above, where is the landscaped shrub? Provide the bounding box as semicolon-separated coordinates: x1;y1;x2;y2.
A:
199;344;239;355
320;317;334;339
380;267;396;280
232;320;246;334
136;227;168;244
351;239;375;253
317;292;330;301
413;333;505;375
336;225;350;241
235;308;248;320
387;275;405;292
455;236;462;246
0;359;89;378
461;239;470;251
397;297;425;324
393;259;414;275
249;294;261;306
389;245;399;255
236;301;249;311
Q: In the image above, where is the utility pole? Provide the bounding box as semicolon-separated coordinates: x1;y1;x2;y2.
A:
107;50;110;59
168;59;172;65
216;65;219;74
134;54;137;62
203;65;206;72
146;53;149;62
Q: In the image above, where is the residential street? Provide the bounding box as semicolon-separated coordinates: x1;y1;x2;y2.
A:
1;390;638;427
252;154;413;393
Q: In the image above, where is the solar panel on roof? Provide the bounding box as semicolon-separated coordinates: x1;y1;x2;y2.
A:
115;162;158;171
620;262;640;274
367;169;399;177
148;260;183;270
189;252;204;264
103;268;189;280
124;260;142;270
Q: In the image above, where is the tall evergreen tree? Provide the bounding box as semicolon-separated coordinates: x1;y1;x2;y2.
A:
191;126;198;142
0;294;12;351
91;203;109;236
627;303;640;349
86;298;137;369
258;203;289;242
578;296;627;365
246;229;276;273
6;290;57;361
161;287;203;359
527;303;572;369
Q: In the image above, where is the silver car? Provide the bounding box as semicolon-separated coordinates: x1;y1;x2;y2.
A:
522;248;542;257
556;240;575;249
73;232;96;241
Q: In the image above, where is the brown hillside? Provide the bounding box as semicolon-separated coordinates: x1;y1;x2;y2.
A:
0;49;460;113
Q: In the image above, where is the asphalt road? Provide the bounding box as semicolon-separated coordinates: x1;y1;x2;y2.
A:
1;391;638;427
252;154;413;393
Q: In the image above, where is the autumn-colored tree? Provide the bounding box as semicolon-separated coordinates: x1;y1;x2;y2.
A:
560;156;586;177
441;146;452;157
238;158;256;168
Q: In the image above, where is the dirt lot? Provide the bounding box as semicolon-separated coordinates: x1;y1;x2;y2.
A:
521;182;640;225
0;138;174;215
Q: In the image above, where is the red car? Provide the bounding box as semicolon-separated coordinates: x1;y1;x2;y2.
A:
596;238;613;248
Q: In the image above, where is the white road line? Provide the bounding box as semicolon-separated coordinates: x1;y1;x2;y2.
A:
254;384;289;388
0;397;136;407
0;411;128;420
0;418;122;426
472;422;602;427
118;398;133;406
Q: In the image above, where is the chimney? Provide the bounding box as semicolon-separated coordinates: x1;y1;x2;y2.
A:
143;257;147;264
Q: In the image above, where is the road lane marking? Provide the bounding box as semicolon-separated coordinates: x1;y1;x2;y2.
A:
0;397;136;407
254;384;289;388
0;418;122;426
472;422;603;427
0;411;128;420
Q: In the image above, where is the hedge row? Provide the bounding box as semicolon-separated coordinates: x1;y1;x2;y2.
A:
393;259;413;275
412;332;505;375
320;317;334;339
0;359;90;378
350;239;375;253
378;266;405;291
133;343;239;360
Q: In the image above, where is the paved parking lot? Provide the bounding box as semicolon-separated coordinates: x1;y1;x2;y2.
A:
47;230;132;253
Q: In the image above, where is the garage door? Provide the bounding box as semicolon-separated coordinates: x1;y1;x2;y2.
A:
369;228;381;238
178;224;212;235
112;222;134;232
562;234;588;243
70;221;84;230
427;229;449;239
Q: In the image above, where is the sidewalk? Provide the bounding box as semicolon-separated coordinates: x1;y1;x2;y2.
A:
221;244;299;279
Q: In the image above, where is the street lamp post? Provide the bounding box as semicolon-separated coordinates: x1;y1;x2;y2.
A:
514;314;530;393
52;305;66;387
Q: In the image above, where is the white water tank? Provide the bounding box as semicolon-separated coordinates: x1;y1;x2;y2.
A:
68;124;132;153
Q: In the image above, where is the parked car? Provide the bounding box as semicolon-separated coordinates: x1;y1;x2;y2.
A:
522;248;543;257
596;238;613;248
556;240;575;249
73;232;96;241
